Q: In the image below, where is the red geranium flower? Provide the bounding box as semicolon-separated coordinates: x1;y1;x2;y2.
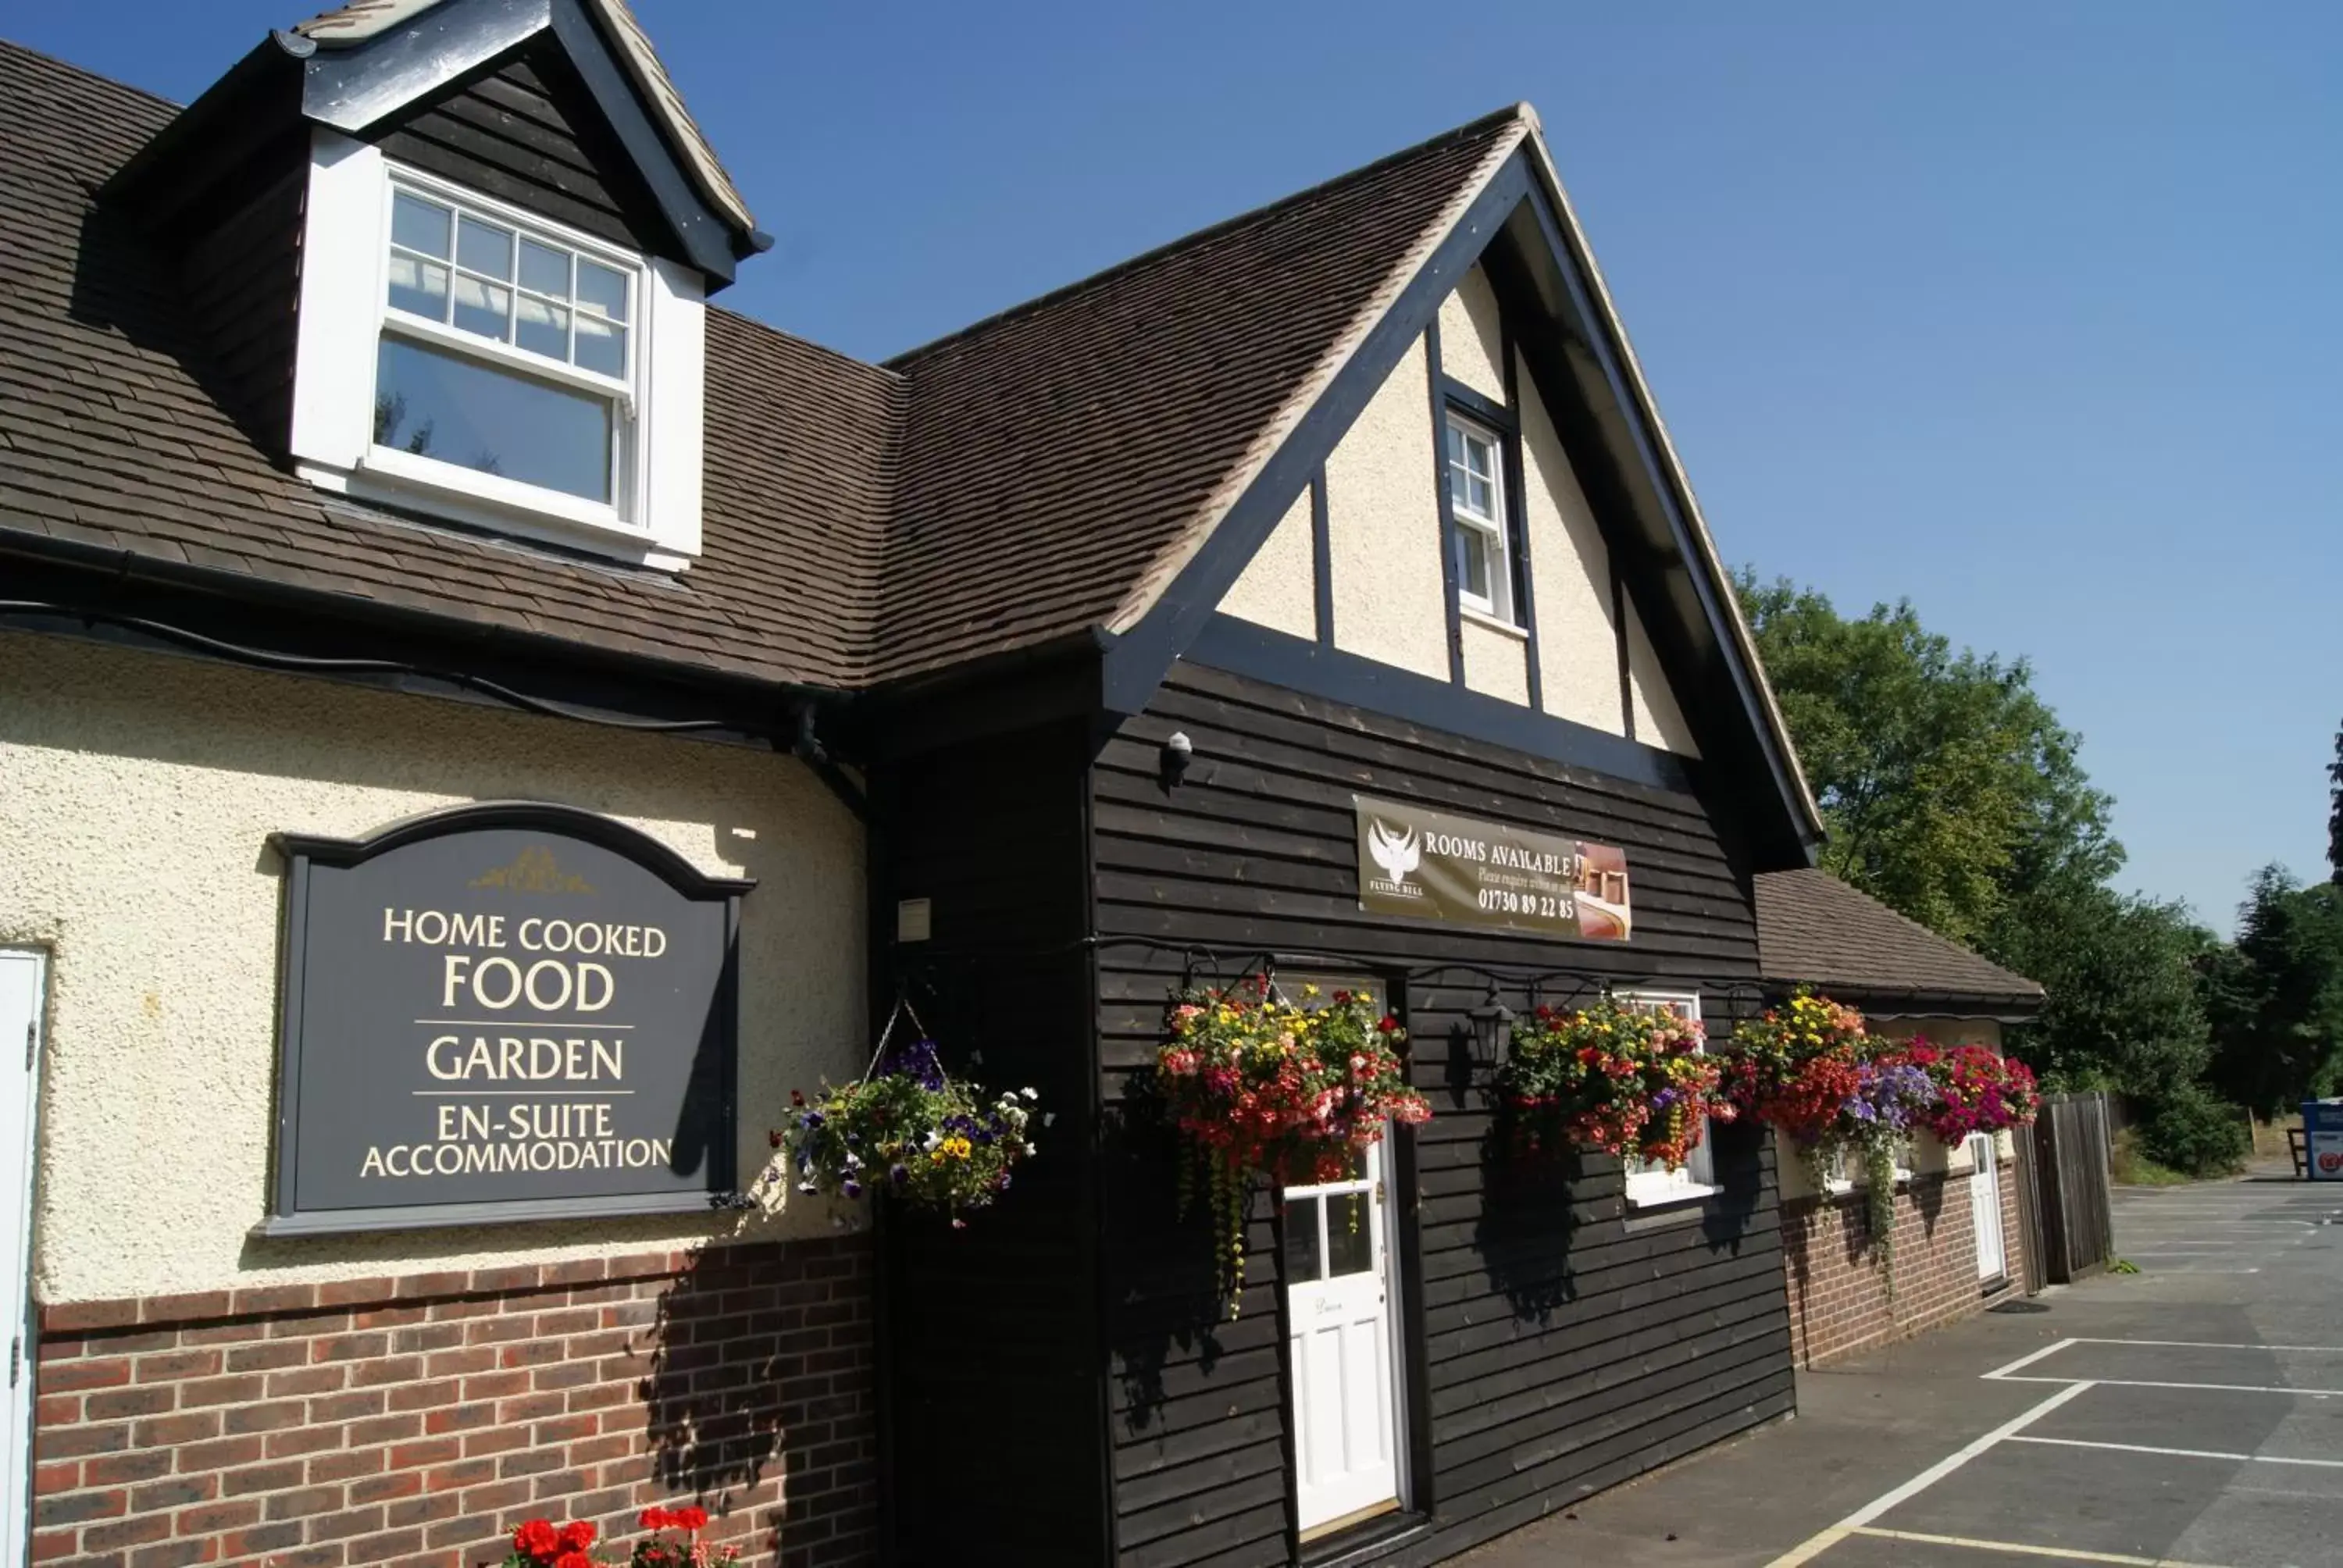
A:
512;1519;560;1560
553;1554;594;1568
639;1507;672;1531
557;1520;596;1552
674;1505;709;1531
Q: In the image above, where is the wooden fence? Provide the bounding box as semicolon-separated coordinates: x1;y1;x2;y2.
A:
2025;1091;2115;1284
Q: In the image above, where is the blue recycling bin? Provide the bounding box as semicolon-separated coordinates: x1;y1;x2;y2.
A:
2305;1100;2343;1181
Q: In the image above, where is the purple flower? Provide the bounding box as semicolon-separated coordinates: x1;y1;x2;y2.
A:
843;1179;863;1199
880;1039;947;1092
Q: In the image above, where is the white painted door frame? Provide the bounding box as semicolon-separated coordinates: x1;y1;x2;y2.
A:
1971;1132;2006;1281
0;950;47;1568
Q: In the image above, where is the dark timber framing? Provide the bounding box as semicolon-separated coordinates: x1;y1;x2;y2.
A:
1612;566;1635;742
1424;317;1467;686
1311;468;1336;647
1496;324;1545;713
1098;146;1816;865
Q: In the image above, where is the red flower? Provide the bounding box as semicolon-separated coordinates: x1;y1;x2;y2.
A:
554;1554;594;1568
512;1520;561;1560
674;1505;709;1532
639;1507;672;1531
557;1521;597;1552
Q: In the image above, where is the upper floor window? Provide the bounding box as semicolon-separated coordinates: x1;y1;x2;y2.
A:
376;187;638;508
289;134;708;572
1445;414;1513;625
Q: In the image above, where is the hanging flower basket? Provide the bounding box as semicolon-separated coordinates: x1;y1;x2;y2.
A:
753;1011;1038;1228
1157;979;1429;1315
1721;992;1867;1147
1909;1042;2040;1142
1495;999;1733;1167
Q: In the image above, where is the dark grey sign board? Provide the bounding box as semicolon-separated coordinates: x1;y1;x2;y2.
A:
261;801;752;1236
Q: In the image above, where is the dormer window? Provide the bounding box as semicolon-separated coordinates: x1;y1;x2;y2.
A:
289;135;707;571
375;187;639;508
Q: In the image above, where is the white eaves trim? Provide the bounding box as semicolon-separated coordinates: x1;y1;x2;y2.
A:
287;129;707;572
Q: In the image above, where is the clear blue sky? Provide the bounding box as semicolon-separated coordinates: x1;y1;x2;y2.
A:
14;2;2339;930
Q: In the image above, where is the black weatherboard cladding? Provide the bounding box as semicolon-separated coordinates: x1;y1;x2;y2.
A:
1093;663;1792;1566
872;720;1110;1566
367;45;676;255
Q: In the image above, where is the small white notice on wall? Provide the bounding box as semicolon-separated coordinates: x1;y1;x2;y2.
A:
896;897;933;943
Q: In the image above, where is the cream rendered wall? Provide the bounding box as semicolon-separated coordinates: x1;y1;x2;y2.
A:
1516;358;1622;734
1325;333;1450;681
1216;487;1316;640
1459;617;1529;704
1624;600;1700;757
0;631;866;1304
1437;265;1507;403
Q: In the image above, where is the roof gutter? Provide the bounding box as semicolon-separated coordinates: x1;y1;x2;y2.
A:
0;522;858;750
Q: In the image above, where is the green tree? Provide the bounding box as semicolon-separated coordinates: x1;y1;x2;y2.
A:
2202;867;2343;1116
1735;571;2234;1116
2327;723;2341;885
1735;572;2117;943
1984;875;2215;1096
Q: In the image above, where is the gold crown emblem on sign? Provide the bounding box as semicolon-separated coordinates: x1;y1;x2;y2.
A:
469;845;595;895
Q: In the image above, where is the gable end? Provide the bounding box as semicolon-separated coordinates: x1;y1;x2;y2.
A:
1101;141;1821;867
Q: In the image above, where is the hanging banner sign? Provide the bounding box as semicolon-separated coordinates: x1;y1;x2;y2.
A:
261;802;751;1236
1354;795;1630;940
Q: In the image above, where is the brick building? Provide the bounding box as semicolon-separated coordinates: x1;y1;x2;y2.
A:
1754;870;2045;1367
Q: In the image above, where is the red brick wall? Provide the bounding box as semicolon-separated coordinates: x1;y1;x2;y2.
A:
1779;1163;2020;1367
30;1237;877;1568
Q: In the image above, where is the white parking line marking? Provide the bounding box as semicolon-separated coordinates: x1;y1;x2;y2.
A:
1761;1382;2095;1567
1846;1526;2238;1566
1982;1338;2078;1379
2007;1434;2343;1469
1993;1374;2339;1397
2069;1336;2343;1354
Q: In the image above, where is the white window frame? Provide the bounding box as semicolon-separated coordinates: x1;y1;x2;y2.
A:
1617;989;1720;1208
289;130;706;572
1444;412;1514;627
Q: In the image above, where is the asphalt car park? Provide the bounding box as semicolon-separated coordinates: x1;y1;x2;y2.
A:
1464;1172;2343;1568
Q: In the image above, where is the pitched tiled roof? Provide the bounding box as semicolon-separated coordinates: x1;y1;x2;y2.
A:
1755;869;2045;1010
0;37;883;689
0;34;1528;699
875;110;1525;681
294;0;756;236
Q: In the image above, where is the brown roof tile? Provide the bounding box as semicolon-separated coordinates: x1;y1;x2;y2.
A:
1754;868;2044;1010
0;37;1546;706
875;110;1524;681
0;37;873;690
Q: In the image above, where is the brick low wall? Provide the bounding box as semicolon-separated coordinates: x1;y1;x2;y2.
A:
1780;1164;2017;1367
30;1236;877;1568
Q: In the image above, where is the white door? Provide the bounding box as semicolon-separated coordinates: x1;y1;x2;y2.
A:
1970;1132;2006;1281
0;952;45;1568
1282;1137;1403;1538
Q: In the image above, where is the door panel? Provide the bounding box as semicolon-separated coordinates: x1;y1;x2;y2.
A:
1972;1133;2006;1280
1285;1140;1401;1534
0;952;45;1568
